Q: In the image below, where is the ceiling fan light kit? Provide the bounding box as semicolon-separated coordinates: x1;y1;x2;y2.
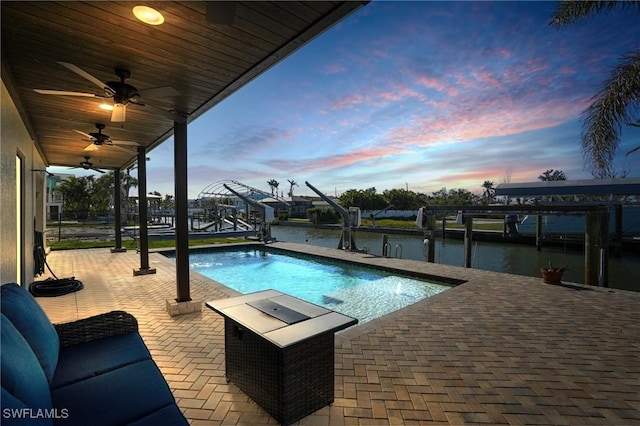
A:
77;156;105;173
33;62;180;123
111;103;126;122
72;123;139;154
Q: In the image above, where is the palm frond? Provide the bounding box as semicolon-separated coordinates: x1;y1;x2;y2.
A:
626;146;640;157
581;50;640;178
550;0;640;27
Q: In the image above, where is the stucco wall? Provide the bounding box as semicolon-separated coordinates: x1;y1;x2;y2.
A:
1;79;45;285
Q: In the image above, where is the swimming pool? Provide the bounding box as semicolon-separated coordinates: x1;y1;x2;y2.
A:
167;248;450;324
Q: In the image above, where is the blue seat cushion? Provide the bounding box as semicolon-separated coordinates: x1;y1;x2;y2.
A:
1;283;59;383
51;360;187;425
1;314;53;425
51;332;152;389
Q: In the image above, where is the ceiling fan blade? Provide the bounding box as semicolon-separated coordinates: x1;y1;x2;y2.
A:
34;89;97;97
207;2;236;24
84;143;99;152
92;167;106;174
57;61;112;93
73;129;95;139
111;104;127;122
111;140;140;146
139;86;179;99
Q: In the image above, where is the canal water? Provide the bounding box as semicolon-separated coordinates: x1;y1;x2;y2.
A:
271;225;640;292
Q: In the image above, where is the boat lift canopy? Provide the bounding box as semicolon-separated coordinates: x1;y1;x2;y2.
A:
495;178;640;197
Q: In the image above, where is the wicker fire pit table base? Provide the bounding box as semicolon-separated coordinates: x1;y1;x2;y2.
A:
207;290;358;425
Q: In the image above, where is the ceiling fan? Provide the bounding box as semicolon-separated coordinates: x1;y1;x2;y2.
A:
74;123;139;153
75;156;106;173
34;62;184;122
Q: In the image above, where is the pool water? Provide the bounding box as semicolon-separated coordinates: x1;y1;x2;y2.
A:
173;248;450;324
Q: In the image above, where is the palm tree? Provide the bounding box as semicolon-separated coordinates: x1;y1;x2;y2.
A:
119;170;138;223
625;122;640;157
551;0;640;178
538;169;567;202
481;180;495;204
287;179;298;197
57;175;95;219
538;169;567;182
267;179;279;196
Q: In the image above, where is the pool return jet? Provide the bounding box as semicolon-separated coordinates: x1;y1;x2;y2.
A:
223;184;275;242
305;181;361;251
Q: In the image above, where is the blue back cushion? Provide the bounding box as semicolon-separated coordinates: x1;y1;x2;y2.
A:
0;283;59;383
1;314;53;425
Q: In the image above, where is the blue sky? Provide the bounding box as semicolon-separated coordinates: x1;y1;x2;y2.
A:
55;1;640;198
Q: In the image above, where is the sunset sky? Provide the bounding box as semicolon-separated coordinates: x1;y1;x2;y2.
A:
53;1;640;199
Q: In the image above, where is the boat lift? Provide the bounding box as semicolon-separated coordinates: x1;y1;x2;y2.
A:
370;204;394;227
223;184;275;242
419;204;612;287
230;180;290;206
305;181;361;251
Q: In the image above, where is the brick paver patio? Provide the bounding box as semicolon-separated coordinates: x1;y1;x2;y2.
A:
33;243;640;425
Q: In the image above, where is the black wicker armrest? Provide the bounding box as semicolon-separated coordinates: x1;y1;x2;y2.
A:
54;310;139;348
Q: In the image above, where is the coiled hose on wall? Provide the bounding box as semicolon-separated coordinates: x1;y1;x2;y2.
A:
30;231;83;297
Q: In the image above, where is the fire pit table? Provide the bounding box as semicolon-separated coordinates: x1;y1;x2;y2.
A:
206;289;358;425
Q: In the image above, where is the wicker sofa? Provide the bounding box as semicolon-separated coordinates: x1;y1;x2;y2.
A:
0;283;188;425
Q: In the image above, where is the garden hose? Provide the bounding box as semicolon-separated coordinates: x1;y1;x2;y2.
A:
29;277;84;297
30;230;84;297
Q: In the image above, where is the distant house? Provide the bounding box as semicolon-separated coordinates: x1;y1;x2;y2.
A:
129;193;164;216
312;197;339;209
261;196;313;218
46;173;72;221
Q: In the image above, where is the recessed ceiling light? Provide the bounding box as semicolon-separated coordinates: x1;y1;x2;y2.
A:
133;5;165;25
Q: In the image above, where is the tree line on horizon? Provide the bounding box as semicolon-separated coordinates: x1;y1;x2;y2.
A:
333;169;569;211
52;164;631;223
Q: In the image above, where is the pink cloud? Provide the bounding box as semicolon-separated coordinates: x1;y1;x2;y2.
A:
267;143;409;174
398;86;422;99
471;70;502;90
370;49;389;58
502;57;551;86
382;90;591;150
379;91;403;102
413;73;459;97
331;83;429;111
494;48;512;59
415;75;447;92
558;66;576;75
331;93;366;110
453;72;474;89
324;63;347;75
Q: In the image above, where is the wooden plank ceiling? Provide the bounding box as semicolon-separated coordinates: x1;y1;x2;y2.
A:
1;1;364;170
